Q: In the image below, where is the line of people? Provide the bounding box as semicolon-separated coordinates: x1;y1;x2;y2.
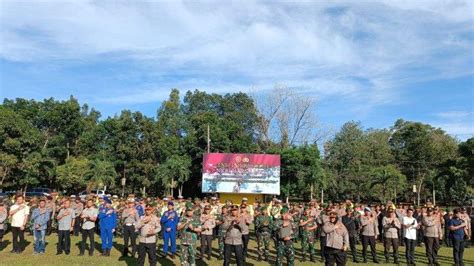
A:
0;194;472;266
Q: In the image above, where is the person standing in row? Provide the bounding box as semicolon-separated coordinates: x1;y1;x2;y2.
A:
341;208;359;263
79;199;98;256
360;207;379;263
223;205;244;266
121;198;139;258
323;211;349;266
402;208;419;266
422;207;442;266
382;207;401;264
178;207;202;266
0;202;6;244
98;197;117;256
275;207;294;266
300;207;317;262
200;205;215;260
30;198;51;255
56;199;75;255
216;205;228;259
161;201;179;258
136;205;161;266
448;208;467;266
239;205;252;260
72;197;83;236
9;195;30;254
255;205;273;261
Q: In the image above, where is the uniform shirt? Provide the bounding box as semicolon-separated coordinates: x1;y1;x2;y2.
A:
239;213;252;235
73;202;83;217
255;215;273;233
200;214;216;236
0;208;7;230
135;204;144;217
422;215;442;238
223;215;244;245
161;210;179;232
323;220;349;250
179;216;201;245
360;214;379;236
98;207;117;230
136;215;161;243
382;216;401;239
122;207;140;226
57;207;75;230
30;207;51;230
402;216;418;240
81;207;98;230
341;215;358;236
317;214;330;236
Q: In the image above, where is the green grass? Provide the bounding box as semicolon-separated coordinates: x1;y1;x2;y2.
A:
0;232;473;265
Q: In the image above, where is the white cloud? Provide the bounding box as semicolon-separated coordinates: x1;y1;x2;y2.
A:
1;0;473;110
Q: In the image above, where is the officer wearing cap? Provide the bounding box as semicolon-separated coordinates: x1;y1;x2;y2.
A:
223;205;244;266
121;198;140;257
136;205;161;266
98;197;117;256
300;207;317;262
360;206;380;263
161;201;179;258
200;204;216;260
323;211;349;265
178;206;202;265
382;207;401;264
422;207;442;265
215;205;229;259
275;206;295;266
255;205;273;261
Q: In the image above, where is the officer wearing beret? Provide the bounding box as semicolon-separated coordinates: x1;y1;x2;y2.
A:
178;207;202;266
275;207;295;266
255;205;273;261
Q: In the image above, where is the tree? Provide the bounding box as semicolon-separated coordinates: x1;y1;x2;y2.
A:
56;156;90;190
156;155;191;197
369;165;407;203
390;119;458;205
87;159;116;192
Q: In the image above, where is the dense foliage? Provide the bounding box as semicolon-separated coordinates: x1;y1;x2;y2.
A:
0;90;471;204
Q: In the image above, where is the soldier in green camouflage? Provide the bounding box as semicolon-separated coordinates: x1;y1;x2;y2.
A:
215;205;228;259
255;205;273;261
300;207;317;262
290;204;302;243
276;207;295;266
177;207;202;266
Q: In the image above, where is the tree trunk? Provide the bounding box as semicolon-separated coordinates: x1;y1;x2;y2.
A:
66;142;70;159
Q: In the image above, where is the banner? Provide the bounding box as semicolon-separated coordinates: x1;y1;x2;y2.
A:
202;153;280;194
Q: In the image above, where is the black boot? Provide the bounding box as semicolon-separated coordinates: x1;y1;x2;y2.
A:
310;255;316;262
301;255;306;262
100;250;106;256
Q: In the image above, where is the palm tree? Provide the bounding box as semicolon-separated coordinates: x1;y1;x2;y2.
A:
87;159;116;192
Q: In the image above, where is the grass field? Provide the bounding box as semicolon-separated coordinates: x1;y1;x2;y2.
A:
0;232;473;265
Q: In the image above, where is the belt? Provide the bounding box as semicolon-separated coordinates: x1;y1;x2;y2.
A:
125;223;133;226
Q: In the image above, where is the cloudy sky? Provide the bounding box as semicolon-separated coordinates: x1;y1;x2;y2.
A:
1;0;473;140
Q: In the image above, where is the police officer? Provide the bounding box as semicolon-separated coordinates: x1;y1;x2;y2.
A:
72;197;83;236
360;206;380;263
223;205;245;266
161;200;179;258
136;205;161;266
121;198;140;257
79;198;98;256
200;205;215;260
178;206;202;266
300;207;317;262
323;211;349;266
276;207;295;266
56;199;75;255
382;207;401;264
239;204;252;260
255;205;273;261
422;207;442;266
98;197;117;256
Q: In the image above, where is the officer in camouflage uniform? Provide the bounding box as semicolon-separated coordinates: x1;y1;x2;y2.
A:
177;206;202;266
215;205;228;259
276;207;295;266
300;207;317;262
290;204;302;243
255;205;273;261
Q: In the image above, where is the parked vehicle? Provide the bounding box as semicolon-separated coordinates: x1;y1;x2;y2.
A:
79;189;105;200
25;187;52;197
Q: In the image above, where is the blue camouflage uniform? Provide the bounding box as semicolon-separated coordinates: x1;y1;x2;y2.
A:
98;197;117;255
160;202;179;255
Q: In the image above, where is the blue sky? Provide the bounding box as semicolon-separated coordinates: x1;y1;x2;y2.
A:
0;0;473;140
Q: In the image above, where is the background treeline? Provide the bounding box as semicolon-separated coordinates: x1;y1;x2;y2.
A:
0;88;472;205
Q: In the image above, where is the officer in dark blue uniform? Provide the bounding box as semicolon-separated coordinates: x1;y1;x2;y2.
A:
98;197;117;256
160;201;179;258
135;198;145;218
